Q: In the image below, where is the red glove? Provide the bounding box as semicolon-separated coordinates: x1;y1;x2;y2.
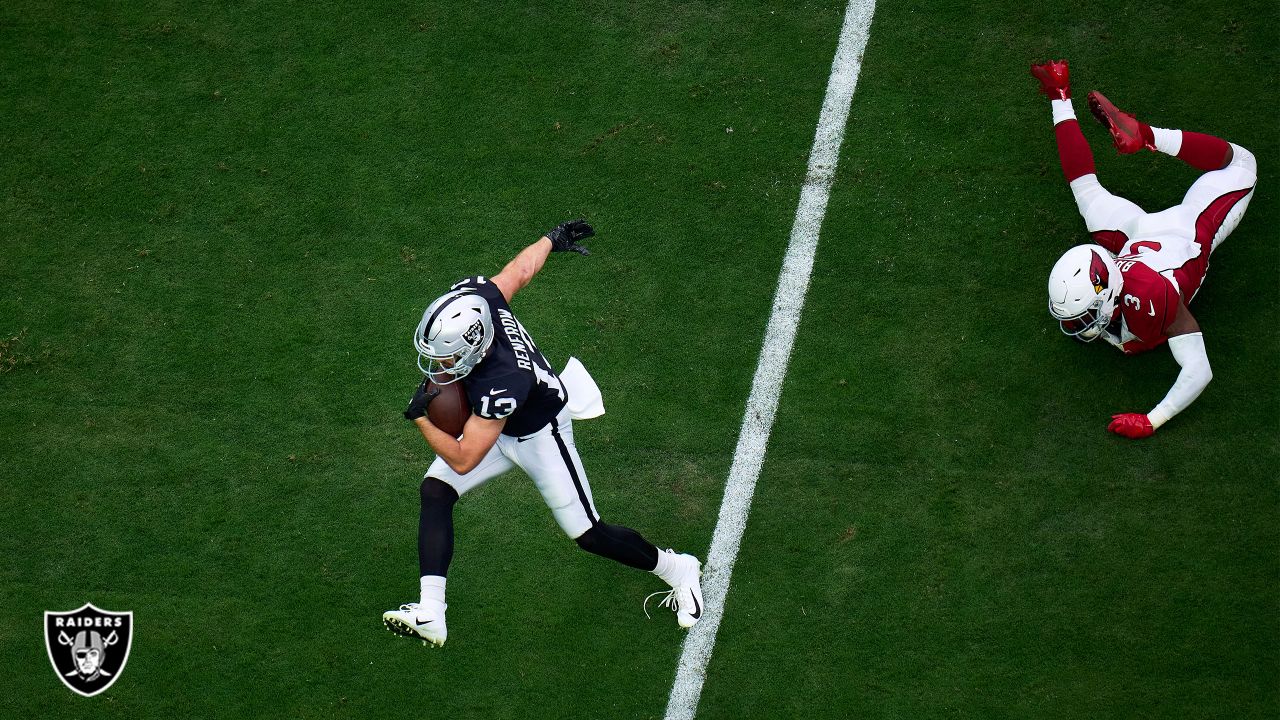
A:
1030;59;1071;100
1108;413;1154;439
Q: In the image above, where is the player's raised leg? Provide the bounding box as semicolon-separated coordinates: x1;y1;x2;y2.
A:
1087;90;1237;173
1089;90;1259;263
1031;60;1145;253
516;416;705;628
383;449;515;646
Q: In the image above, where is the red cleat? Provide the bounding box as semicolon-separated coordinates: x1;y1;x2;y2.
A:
1030;60;1071;100
1087;91;1154;154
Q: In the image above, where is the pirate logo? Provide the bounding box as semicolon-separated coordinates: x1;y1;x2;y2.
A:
44;603;133;697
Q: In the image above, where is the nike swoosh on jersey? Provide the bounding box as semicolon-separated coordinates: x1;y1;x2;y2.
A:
489;388;507;395
1147;300;1156;317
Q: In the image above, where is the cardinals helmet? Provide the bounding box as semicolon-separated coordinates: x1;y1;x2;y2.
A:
1047;244;1122;341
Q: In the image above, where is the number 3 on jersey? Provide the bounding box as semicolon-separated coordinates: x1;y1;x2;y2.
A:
480;394;517;418
1123;293;1156;317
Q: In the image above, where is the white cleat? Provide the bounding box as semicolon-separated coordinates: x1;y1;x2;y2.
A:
383;602;447;647
645;550;704;629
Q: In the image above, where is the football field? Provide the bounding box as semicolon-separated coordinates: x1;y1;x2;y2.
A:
2;1;1277;718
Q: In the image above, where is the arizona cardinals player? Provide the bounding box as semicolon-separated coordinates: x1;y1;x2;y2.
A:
1032;60;1257;439
382;220;704;647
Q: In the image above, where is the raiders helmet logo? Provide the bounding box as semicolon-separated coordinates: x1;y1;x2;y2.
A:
1089;250;1110;294
44;603;133;697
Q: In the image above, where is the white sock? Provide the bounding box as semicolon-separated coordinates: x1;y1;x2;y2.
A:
1051;98;1076;126
419;575;447;608
652;549;678;584
1150;126;1183;156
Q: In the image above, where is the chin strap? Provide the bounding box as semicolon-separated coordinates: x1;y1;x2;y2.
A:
1147;332;1212;429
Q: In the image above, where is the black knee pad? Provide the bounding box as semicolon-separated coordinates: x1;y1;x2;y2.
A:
420;476;459;507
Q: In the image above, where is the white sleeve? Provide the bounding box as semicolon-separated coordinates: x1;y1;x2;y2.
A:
1147;333;1212;429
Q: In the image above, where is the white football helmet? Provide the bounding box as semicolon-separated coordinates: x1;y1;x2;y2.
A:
1047;244;1122;342
414;290;494;384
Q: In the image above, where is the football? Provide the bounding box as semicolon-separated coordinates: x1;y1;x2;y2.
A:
428;381;471;437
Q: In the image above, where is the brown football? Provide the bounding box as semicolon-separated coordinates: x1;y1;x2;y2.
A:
428;380;471;437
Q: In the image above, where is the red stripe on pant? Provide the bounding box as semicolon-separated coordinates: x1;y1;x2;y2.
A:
1174;186;1254;300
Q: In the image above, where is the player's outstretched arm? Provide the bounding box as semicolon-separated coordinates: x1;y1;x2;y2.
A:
1108;302;1212;439
413;413;506;475
492;220;594;301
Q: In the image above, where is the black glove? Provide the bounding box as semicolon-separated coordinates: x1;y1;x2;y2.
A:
545;219;594;256
404;379;441;420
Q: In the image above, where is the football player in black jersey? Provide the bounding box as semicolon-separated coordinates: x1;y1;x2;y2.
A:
383;220;705;647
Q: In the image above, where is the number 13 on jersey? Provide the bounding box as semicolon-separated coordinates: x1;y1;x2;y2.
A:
480;394;518;418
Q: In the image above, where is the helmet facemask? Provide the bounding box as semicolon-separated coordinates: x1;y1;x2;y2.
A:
1050;300;1115;341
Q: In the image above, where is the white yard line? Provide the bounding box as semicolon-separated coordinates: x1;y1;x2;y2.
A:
662;2;876;718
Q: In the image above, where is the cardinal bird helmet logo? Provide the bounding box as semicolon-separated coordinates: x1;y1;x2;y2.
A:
1089;250;1110;294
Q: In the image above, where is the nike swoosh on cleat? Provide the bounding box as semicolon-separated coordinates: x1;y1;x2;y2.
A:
690;593;702;619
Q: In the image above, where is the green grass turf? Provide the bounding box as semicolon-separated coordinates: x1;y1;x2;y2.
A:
1;1;1276;718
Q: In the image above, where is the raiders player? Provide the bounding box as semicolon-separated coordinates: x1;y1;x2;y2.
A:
383;220;704;647
1031;60;1257;438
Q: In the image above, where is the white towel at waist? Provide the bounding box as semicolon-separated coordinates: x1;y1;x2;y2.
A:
560;357;605;419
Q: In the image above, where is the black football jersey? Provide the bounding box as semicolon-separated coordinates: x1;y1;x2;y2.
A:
447;276;567;436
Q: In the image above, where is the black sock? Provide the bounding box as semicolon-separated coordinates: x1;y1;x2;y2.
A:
418;477;458;577
574;523;660;571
